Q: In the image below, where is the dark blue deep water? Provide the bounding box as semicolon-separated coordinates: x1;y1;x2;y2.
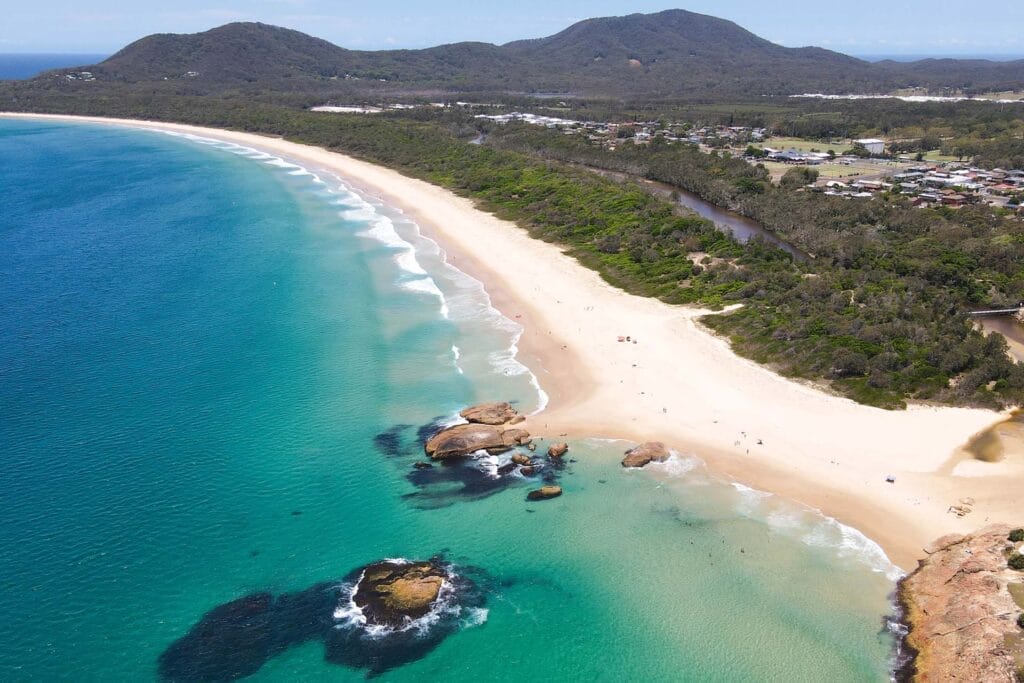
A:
0;54;108;79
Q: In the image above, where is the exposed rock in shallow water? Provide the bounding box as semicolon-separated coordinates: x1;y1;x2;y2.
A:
547;442;569;458
897;525;1024;682
621;441;670;468
501;428;532;447
354;560;447;627
511;453;532;466
460;401;518;425
527;485;562;501
425;423;506;459
425;423;531;460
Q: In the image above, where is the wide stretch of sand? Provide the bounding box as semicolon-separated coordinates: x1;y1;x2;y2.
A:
7;113;1022;569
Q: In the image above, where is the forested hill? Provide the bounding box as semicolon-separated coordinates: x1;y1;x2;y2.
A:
22;10;1024;98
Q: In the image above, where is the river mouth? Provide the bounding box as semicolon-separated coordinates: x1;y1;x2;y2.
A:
962;409;1024;462
964;427;1006;462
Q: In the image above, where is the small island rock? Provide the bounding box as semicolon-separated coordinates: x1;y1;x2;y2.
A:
527;485;562;501
354;560;447;628
511;453;532;466
621;441;670;468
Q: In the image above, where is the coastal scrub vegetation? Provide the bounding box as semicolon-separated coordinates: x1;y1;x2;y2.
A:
1010;529;1024;543
1009;554;1024;571
483;122;1024;408
3;92;1023;408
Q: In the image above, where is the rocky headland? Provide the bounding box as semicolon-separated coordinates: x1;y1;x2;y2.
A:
898;525;1024;682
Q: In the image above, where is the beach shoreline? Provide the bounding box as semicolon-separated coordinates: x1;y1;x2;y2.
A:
7;112;1021;570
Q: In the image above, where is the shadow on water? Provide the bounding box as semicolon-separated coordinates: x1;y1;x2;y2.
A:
374;420;567;509
159;561;489;681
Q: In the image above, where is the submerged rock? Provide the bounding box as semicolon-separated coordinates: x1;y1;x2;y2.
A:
621;441;670;468
527;485;562;501
897;525;1024;682
460;402;518;425
354;560;447;628
413;462;433;470
547;442;569;458
158;583;339;682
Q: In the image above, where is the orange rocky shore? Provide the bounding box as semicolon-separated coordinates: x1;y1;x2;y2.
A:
898;525;1024;682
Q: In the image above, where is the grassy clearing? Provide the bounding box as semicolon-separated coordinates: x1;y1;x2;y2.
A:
921;149;960;163
761;160;901;182
756;136;852;154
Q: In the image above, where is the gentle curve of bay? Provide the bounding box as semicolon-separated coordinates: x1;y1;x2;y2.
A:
0;119;897;681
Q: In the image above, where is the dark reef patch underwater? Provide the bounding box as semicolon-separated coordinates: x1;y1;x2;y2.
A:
159;558;487;680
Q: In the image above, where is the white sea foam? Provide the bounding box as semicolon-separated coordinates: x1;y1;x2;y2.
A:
648;452;699;478
802;516;905;582
727;479;903;581
157;128;547;411
461;607;489;628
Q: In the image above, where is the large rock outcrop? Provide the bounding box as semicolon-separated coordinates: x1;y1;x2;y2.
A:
459;401;518;425
898;525;1024;682
424;423;532;460
424;403;531;460
621;441;670;468
354;560;447;628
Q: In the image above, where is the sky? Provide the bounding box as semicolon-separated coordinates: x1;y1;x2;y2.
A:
2;0;1023;58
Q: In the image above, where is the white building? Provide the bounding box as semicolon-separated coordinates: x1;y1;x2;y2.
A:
855;138;886;155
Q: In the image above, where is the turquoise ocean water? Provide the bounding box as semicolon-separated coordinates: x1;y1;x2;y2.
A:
0;119;900;681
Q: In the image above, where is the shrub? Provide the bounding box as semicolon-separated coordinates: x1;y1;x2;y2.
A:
1009;553;1024;571
1018;613;1024;629
1009;528;1024;543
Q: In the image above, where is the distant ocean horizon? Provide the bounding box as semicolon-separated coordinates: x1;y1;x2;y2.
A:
855;53;1024;62
0;53;108;79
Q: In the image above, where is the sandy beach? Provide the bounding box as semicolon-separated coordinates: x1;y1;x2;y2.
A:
7;112;1021;570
